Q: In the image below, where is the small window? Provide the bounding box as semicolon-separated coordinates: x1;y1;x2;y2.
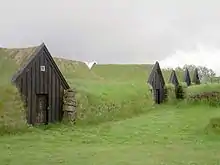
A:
40;66;45;72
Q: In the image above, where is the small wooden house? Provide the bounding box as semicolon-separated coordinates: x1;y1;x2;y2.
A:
184;68;191;86
192;68;200;85
169;70;179;86
11;43;70;125
147;61;165;104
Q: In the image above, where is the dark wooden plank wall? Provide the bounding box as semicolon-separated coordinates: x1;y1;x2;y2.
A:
151;72;165;104
151;72;164;89
15;50;65;124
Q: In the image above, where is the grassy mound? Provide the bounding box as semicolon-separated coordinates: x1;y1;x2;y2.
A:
163;83;186;104
205;117;220;134
0;47;156;131
0;49;27;134
186;84;220;106
92;64;153;82
2;45;220;134
92;65;185;83
75;81;153;125
2;46;220;163
54;58;101;80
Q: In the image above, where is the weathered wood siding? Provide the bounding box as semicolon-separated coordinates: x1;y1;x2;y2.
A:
148;61;166;104
14;47;66;124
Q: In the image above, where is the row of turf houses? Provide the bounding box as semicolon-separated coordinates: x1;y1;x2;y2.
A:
8;42;200;125
147;61;200;104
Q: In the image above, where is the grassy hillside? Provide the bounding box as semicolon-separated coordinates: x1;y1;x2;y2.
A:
0;47;155;128
54;57;101;80
1;46;219;128
91;64;185;83
1;46;185;84
0;49;26;133
2;46;220;164
92;64;152;82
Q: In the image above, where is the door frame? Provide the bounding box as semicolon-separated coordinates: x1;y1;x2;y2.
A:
36;94;49;125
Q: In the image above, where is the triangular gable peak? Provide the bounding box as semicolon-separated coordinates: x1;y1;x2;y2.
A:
11;44;42;83
147;61;165;89
169;70;179;86
156;62;165;86
192;68;200;84
184;68;191;86
147;63;157;85
11;43;69;89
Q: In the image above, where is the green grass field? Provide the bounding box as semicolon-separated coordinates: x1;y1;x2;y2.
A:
1;105;220;164
1;47;220;164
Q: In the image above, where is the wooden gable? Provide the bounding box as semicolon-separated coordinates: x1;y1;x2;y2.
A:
169;70;179;86
147;61;165;89
192;68;200;85
184;68;191;86
11;43;69;89
11;43;70;125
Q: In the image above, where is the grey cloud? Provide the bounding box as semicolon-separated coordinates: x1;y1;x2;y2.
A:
0;0;220;63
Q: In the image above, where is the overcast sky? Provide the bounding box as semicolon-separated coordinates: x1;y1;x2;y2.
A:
1;0;220;68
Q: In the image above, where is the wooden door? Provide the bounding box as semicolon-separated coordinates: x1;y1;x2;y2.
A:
156;89;160;104
36;94;49;124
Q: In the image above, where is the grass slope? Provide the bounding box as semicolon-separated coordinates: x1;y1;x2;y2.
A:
1;46;220;164
92;64;186;83
1;46;220;127
0;49;26;133
54;57;101;80
1;105;220;165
